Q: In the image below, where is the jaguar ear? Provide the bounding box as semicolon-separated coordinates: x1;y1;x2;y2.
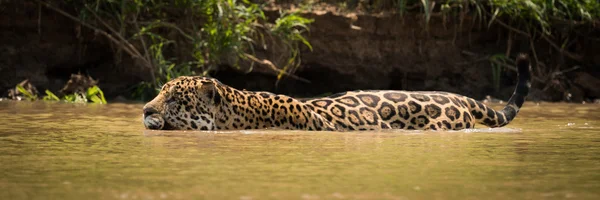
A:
200;82;222;105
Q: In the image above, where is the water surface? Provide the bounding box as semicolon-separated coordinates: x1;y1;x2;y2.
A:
0;101;599;199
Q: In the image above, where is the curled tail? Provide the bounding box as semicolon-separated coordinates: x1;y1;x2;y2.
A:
467;53;532;127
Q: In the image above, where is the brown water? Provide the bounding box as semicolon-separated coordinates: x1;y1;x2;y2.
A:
0;101;599;200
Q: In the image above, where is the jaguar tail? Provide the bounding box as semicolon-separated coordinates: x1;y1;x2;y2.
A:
466;53;532;127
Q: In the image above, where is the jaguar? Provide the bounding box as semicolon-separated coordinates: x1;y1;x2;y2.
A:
143;53;531;131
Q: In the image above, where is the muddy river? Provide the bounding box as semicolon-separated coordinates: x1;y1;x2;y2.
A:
0;101;599;199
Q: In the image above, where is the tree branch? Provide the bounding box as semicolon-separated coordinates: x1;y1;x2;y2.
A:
36;0;156;83
483;8;584;62
242;53;311;83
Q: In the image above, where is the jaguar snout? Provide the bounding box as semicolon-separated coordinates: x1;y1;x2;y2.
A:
143;106;159;118
143;105;164;130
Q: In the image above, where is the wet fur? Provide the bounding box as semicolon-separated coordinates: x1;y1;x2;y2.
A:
143;54;531;131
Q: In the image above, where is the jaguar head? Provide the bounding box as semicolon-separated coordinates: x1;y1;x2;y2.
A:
142;76;222;130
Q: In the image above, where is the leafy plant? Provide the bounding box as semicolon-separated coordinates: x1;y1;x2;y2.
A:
485;0;600;33
41;0;314;100
271;11;315;81
86;86;108;104
42;90;60;101
489;54;511;92
16;85;37;101
63;93;88;104
42;87;107;104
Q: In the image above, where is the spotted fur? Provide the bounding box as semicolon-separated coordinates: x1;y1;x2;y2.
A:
143;54;531;131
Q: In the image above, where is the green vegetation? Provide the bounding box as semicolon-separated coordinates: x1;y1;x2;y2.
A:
315;0;598;90
30;0;598;101
15;85;38;101
41;90;60;101
316;0;599;43
324;0;600;22
15;85;107;104
37;0;315;101
489;54;511;92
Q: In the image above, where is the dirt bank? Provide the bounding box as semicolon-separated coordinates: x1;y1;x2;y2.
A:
1;1;599;102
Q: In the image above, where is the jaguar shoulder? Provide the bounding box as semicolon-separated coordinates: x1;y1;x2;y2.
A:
143;54;531;131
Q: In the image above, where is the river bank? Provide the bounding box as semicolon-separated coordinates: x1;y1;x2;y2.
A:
1;1;599;103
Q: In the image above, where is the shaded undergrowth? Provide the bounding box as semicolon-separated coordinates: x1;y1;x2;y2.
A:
292;0;599;98
28;0;600;102
36;0;314;101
